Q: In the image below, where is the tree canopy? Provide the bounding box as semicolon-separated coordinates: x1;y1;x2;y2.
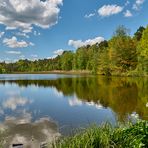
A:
0;25;147;76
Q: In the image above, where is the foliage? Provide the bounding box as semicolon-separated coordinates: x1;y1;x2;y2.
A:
52;121;148;148
134;26;145;41
109;26;137;73
1;76;147;121
137;26;148;74
60;51;74;70
0;25;147;76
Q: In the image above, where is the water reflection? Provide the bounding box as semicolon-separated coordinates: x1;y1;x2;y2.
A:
0;89;32;119
3;96;31;111
0;116;59;148
0;86;60;147
0;75;147;146
69;97;103;110
0;76;147;121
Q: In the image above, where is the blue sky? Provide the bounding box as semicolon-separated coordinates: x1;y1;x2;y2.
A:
0;0;148;62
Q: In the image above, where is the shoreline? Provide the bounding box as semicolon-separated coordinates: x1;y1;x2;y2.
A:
52;120;148;148
0;70;147;77
3;70;91;75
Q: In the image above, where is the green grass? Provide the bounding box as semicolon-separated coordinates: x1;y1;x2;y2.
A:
52;121;148;148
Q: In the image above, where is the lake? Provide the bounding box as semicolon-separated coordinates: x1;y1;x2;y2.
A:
0;74;147;147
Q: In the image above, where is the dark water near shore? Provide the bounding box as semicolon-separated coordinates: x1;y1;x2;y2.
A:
0;74;147;146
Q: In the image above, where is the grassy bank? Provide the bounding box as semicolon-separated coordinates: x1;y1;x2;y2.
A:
52;121;148;148
0;121;147;147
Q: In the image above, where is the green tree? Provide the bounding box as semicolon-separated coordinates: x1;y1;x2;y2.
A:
86;44;99;73
75;47;89;70
60;51;74;70
137;26;148;74
98;43;111;75
134;26;145;41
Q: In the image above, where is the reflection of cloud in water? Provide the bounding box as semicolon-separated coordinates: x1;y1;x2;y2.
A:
3;96;32;110
69;98;82;106
0;107;4;115
86;101;103;109
6;90;20;96
146;103;148;108
0;115;60;148
69;97;103;109
130;112;139;120
5;110;32;125
53;88;64;98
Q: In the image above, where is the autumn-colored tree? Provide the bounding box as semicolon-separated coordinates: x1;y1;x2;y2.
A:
109;26;137;72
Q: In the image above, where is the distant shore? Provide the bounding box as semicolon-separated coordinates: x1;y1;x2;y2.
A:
1;70;148;77
10;70;91;75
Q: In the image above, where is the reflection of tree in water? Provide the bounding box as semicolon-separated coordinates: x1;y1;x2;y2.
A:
0;76;147;121
98;78;139;121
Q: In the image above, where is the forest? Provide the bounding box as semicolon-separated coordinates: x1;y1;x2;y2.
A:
0;25;148;76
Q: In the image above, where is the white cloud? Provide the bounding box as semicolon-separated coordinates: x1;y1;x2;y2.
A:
33;31;41;36
19;55;25;59
5;50;21;55
125;1;130;6
68;36;104;48
0;0;63;32
1;58;18;63
53;49;64;55
3;58;11;63
29;42;35;46
31;54;38;58
136;0;145;5
16;32;29;38
0;31;4;38
124;10;133;17
3;36;34;48
47;49;64;59
133;0;145;10
84;13;95;18
47;55;57;59
98;5;123;17
29;54;38;61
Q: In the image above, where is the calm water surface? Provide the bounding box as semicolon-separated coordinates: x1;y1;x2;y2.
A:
0;74;147;146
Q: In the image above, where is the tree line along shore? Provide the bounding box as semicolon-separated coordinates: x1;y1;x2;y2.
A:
0;25;148;76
